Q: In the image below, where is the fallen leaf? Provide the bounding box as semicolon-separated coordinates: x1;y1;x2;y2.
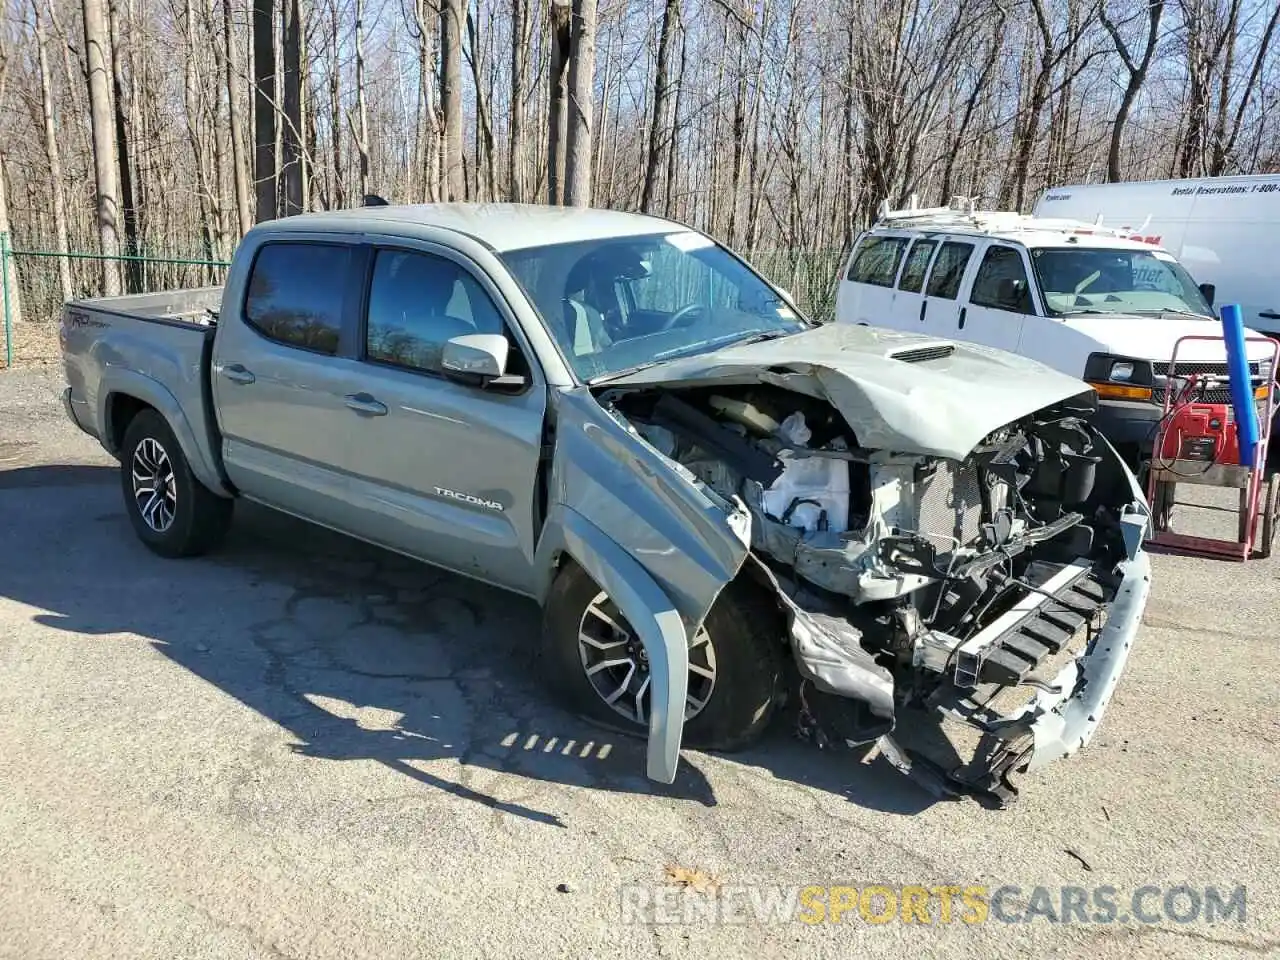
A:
664;864;721;894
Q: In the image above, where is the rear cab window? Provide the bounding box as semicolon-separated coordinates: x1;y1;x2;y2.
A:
243;242;353;355
846;235;909;287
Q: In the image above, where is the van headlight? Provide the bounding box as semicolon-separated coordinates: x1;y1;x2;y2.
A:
1110;360;1135;382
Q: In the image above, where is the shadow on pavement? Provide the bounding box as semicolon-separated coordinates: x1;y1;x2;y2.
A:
0;461;939;826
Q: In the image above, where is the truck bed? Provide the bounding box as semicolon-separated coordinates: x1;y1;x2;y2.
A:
61;287;224;481
66;286;224;327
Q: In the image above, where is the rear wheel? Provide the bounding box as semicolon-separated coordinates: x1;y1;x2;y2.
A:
540;563;784;750
120;409;232;558
1256;473;1279;560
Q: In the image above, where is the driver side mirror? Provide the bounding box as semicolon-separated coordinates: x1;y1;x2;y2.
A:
442;334;525;391
1199;282;1216;307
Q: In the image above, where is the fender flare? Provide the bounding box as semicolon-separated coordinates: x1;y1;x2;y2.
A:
539;505;690;784
97;369;232;498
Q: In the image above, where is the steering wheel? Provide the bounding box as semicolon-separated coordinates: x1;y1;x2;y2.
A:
660;302;707;332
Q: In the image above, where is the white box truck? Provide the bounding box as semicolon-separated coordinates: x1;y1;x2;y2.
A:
1033;174;1280;336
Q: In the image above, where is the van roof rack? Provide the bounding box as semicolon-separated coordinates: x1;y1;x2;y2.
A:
872;194;1152;241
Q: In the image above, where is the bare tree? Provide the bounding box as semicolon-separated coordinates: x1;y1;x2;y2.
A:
641;0;680;213
82;0;122;295
509;0;529;201
252;0;277;220
280;0;305;214
33;2;72;300
564;0;596;206
547;0;572;204
1100;0;1165;182
440;0;465;200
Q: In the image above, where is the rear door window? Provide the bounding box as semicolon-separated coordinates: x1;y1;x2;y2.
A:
846;236;909;287
243;242;352;355
925;241;976;299
898;240;937;293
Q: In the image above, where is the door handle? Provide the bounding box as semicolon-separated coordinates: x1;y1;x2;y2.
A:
958;306;967;330
219;363;255;385
918;300;928;323
344;392;388;416
1260;310;1280;320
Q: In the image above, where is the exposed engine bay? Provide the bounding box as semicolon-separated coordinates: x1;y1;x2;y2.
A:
602;382;1144;804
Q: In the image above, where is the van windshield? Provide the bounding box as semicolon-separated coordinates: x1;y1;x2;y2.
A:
501;232;807;381
1030;247;1213;318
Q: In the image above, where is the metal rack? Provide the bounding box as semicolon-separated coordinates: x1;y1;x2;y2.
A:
1145;334;1280;561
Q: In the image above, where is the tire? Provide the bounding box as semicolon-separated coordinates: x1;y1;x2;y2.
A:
119;409;233;558
541;562;784;751
1152;480;1176;532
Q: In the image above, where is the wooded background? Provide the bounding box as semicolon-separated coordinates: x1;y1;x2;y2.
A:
0;0;1277;339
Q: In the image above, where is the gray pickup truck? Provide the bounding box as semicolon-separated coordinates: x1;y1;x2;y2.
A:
60;203;1152;803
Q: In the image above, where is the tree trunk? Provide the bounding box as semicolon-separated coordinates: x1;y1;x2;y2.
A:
252;0;277;220
280;0;304;214
547;0;572;204
440;0;465;200
466;8;498;201
328;0;344;207
509;0;528;201
414;0;441;202
107;0;140;290
641;0;679;214
82;0;122;295
353;0;370;199
34;3;73;300
564;0;596;207
218;0;252;236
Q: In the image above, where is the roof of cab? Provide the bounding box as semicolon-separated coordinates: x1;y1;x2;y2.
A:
248;202;687;252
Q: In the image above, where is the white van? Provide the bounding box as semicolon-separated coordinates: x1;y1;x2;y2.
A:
1033;174;1280;336
833;201;1275;466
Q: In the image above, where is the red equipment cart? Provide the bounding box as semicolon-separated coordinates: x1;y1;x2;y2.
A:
1145;334;1280;560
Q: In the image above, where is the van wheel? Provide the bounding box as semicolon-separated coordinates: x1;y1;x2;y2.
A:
541;563;783;750
120;409;232;558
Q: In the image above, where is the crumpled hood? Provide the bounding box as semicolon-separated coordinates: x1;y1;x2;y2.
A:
599;324;1094;460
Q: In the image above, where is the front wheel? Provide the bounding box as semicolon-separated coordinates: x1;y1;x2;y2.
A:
120;409;233;558
540;563;784;750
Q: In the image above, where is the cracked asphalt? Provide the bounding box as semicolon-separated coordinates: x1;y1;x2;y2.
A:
1;367;1277;959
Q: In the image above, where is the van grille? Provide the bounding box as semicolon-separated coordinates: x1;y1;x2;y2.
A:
1151;361;1262;405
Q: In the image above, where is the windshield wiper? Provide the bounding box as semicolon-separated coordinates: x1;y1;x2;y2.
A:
1134;308;1213;321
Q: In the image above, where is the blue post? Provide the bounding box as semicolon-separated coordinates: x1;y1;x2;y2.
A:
1221;303;1260;467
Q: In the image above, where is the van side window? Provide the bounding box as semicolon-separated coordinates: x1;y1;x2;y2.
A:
925;241;975;299
847;236;908;287
243;242;352;355
970;246;1034;313
898;240;937;293
365;249;507;374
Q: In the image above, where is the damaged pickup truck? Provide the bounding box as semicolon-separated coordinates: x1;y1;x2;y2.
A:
60;203;1152;803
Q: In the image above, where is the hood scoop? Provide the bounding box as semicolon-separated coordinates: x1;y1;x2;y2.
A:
889;343;955;363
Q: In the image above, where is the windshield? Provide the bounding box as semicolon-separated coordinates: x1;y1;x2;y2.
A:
1030;247;1213;318
500;231;807;381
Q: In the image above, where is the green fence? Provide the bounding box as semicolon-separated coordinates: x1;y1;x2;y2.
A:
0;235;230;367
0;234;847;368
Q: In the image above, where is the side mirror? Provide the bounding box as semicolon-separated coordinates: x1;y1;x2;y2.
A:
1199;282;1216;307
441;333;524;390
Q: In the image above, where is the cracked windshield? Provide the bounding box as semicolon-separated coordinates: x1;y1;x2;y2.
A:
501;231;807;381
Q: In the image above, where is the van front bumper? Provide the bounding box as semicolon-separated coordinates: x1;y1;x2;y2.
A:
1091;398;1162;456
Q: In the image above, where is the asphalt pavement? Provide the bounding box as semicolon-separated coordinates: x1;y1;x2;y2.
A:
1;368;1276;959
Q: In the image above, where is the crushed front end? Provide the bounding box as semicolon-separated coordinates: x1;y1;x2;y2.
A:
608;382;1151;804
